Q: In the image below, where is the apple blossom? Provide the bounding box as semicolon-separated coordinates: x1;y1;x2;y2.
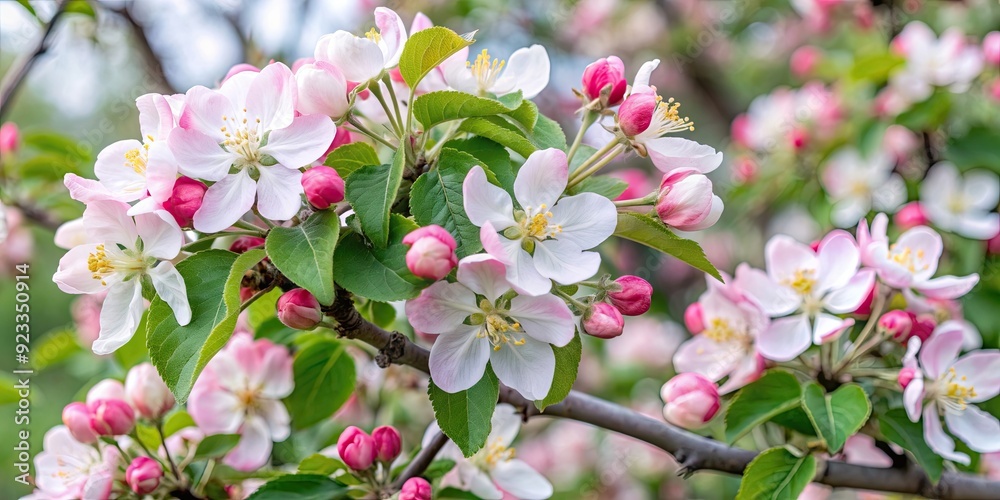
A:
581;56;627;107
889;22;984;104
294;61;350;119
617;60;723;174
903;324;1000;465
607;275;653;316
125;362;175;419
405;254;575;400
126;456;163;495
87;378;127;403
400;477;432;500
301;166;345;210
161;176;207;227
53;199;190;355
582;302;625;339
27;426;119;500
655;168;724;231
919;162;999;240
443;45;550;99
338;426;377;470
790;45;821;77
683;302;705;334
229;235;265;254
660;373;721;429
463;148;617;296
425;404;553;499
733;83;838;152
372;425;402;462
168;62;337;232
736;232;875;361
314;7;407;83
820;148;906;228
189;333;294;471
403;225;458;280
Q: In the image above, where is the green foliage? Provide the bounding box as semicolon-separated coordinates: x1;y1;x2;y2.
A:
879;408;944;483
410;148;484;258
725;371;802;443
800;383;871;453
286;336;356;429
947;126;1000;173
412;90;522;130
569;175;629;200
298;454;347;475
458;116;537;158
444;137;515;194
163;410;196;437
246;474;348;500
613;212;723;281
323;142;381;178
428;366;500;457
536;331;582;411
265;211;340;306
896;91;951;130
736;447;816;500
345;149;406;248
399;27;475;89
193;434;242;460
334;214;428;301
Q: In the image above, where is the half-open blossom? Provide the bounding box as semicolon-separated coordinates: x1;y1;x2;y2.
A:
301;166;345;210
125;362;175;419
403;225;458;280
337;426;376;470
617;60;723;174
405;255;575;400
28;426;119;500
315;8;407;83
736;232;875;361
125;456;163;495
443;45;550;98
919;162;999;240
62;402;98;444
660;373;721;429
161;176;207;227
820;148;906;228
903;324;1000;465
878;310;914;341
189;333;293;471
295;60;350;119
655;168;723;231
53;200;190;355
424;404;553;499
581;56;627;107
276;288;323;330
169;62;336;232
889;21;984;104
400;477;432;500
372;425;402;462
463;148;617;296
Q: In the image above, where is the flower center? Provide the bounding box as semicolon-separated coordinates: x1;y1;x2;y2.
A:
519;204;562;241
946;195;968;215
477;305;526;351
365;27;382;43
783;268;816;297
468;49;506;94
124;139;153;175
88;244;148;285
220;109;263;168
646;95;695;136
473;437;516;470
932;367;977;413
887;244;928;274
703;317;736;343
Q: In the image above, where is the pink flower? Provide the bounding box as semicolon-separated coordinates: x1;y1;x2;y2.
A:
62;402;98;444
405;255;575;400
371;425;402;462
403;225;458;280
820;148;905;228
889;22;985;104
0;121;19;155
985;32;1000;66
399;477;432;500
125;456;163;494
881;124;919;162
737;232;875;361
223;63;260;83
125;362;175;419
902;324;1000;465
582;302;624;339
301;166;345;210
732;157;758;184
660;373;720;429
607;275;652;316
29;426;118;500
894;202;929;230
338;426;376;470
581;56;627;107
655;168;724;231
168;62;336;232
790;46;821;77
162;176;207;228
189;333;293;471
295;61;350;119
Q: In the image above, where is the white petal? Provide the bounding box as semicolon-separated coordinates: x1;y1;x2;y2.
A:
83;199;139;248
513;148;568;210
133;212;183;260
467;468;503;500
168;128;234;181
262;114;337;169
915;274;980;300
256;399;292;442
456;254;511;302
919;326;964;379
812;312;854;345
149;262;191;326
94;140;147;201
904;376;924;422
872;173;907;212
533;239;600;285
246;62;296;131
765;234;818;286
255;166;304;221
428;328;490;393
193;172;257;233
54;218;90;249
405;281;480;334
831;197;870;229
950;350;1000;403
492;458;553;499
53;243;107;294
673;336;742;382
374;7;407;67
547;193;617;250
314;31;384;83
509;294;575;347
815;230;860;294
644;137;723;174
480;224;551;296
223;415;273;472
93;281;144;355
945;405;1000;453
493;45;550;99
489;404;521;446
823;269;875;314
923;404;969;465
489;337;555;401
733;265;800;316
756;314;812;362
463;166;516;230
631;59;660;93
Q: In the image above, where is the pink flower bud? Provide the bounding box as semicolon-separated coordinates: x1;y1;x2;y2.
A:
909;313;936;342
879;310;913;341
399;477;432;500
276;289;323;330
337;426;376;471
790;46;821;78
789;128;809;150
371;425;402;462
0;122;20;155
608;276;652;316
984;32;1000;66
88;399;135;436
86;379;127;403
301;166;345;210
163;176;208;228
853;282;875;316
296;61;350;119
617;90;656;137
988;232;1000;256
655;169;721;231
732;157;758;184
581;56;627;107
223;63;260;83
582;302;625;339
126;456;163;495
660;373;720;429
898;366;917;389
893;202;929;231
125;363;175;419
684;302;705;334
730;115;751;148
403;225;458;280
229;236;266;254
881;124;918;162
62;402;99;444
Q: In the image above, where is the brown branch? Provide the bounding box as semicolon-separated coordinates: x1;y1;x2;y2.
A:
388;430;450;491
0;0;69;121
98;2;177;94
11;199;63;231
326;291;1000;499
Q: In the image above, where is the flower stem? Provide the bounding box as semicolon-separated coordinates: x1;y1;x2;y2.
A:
182;231;261;251
613;192;657;208
834;285;887;373
367;82;402;136
157;422;183;483
566;110;598;165
382;74;406;137
569;138;621;181
566;144;626;190
348;116;397;149
233;219;266;233
252;207;276;229
552;286;590;312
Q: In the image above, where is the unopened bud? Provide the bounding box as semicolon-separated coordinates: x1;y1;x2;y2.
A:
607;276;652;316
276;289;323;330
163;176;208;228
660;373;720;429
582;302;624;339
301;166;345;210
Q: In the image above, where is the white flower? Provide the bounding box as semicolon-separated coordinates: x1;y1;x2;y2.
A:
424;404;553;499
405;255;575;400
463;148;618;296
864;221;979;300
919;162;999;240
24;426;119;500
890;22;984;103
314;7;407;83
53;200;190;355
821;148;906;228
443;45;550;98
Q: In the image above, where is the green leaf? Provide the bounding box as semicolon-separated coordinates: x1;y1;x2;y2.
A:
423;459;457;480
946;126;1000;172
410;148;483;258
31;328;82;371
896;91;951;130
412;90;521;130
146;249;264;403
18;154;82;180
444;137;515;194
569;175;629;200
266;211;340;305
163;410;196;437
287;338;356;429
323;142;381;178
725;371;803;443
254;317;299;345
429;366;500;457
135;424;163;451
613;212;722;282
64;0;96;17
21;132;91;162
506;99;538;129
345;149;405;247
399;27;475;89
0;373;21;405
801;383;871;453
193;434;242;460
879;408;944;483
360;300;397;329
247;474;348;500
771;407;817;436
334;214;428;302
247;288;282;330
536;331;581;411
458;116;536;158
849;52;905;83
531;114;567;151
298;454;347;475
736;447;816;500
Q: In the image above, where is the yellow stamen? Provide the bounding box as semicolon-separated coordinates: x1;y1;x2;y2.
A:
468;49;506;94
124;148;147;174
365;27;382;43
87;244;113;286
783;268;816;296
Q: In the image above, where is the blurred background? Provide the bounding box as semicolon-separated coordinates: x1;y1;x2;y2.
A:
1;0;998;498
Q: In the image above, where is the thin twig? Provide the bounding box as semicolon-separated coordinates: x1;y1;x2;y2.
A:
0;0;69;121
99;2;177;94
388;430;450;490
